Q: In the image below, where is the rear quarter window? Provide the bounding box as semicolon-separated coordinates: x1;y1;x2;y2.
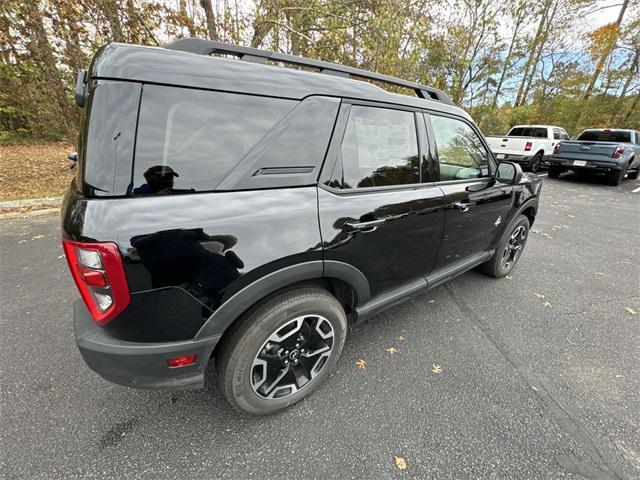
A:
133;86;295;194
83;81;142;196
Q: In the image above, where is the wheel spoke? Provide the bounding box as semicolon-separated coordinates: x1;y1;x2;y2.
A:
250;314;335;400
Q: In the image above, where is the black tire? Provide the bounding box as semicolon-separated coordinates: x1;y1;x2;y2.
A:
608;166;626;186
529;153;543;173
626;167;638;180
479;214;530;278
548;165;562;178
216;286;347;415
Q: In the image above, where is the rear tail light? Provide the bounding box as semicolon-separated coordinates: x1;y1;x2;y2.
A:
553;143;560;155
524;141;532;152
62;238;130;325
612;145;625;158
167;355;198;368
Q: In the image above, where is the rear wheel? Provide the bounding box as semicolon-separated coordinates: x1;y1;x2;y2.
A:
529;153;543;173
608;165;627;186
479;214;530;278
216;286;347;415
548;165;562;178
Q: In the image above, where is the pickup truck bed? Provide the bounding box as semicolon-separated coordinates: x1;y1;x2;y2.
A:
485;125;568;173
549;129;640;186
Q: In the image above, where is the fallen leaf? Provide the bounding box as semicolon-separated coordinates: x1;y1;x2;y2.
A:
394;456;407;470
593;272;606;276
543;301;552;308
398;336;405;341
386;347;398;354
57;254;65;259
625;307;637;315
534;293;545;299
431;364;443;374
615;374;624;378
356;359;367;369
505;275;513;280
532;386;538;392
427;300;435;304
566;214;576;218
31;235;44;240
531;229;539;234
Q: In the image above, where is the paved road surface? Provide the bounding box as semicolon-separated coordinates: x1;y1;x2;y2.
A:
2;174;639;479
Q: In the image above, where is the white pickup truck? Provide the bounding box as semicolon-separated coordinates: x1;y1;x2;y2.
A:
485;125;570;172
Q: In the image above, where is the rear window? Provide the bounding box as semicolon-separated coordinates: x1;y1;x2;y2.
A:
577;130;631;143
133;86;294;194
508;127;548;138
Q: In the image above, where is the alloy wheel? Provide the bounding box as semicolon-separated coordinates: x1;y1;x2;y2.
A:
250;315;335;400
501;225;527;269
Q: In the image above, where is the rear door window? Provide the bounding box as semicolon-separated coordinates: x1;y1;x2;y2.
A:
133;85;294;194
334;105;420;189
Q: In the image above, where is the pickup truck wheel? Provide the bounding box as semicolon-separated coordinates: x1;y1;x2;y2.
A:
529;153;542;173
548;166;562;178
216;286;347;415
479;215;530;278
608;166;627;186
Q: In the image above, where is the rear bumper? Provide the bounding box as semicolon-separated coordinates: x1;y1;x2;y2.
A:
549;156;621;173
74;301;219;390
494;154;548;167
495;154;531;165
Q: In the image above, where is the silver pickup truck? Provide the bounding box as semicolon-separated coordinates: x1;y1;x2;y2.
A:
549;129;640;186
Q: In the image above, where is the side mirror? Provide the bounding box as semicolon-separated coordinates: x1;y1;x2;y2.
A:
495;161;523;184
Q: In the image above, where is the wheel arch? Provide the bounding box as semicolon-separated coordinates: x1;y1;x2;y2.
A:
196;260;370;342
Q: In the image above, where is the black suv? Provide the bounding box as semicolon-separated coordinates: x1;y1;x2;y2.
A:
62;39;541;415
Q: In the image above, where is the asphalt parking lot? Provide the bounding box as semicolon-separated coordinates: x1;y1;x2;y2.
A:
1;173;639;480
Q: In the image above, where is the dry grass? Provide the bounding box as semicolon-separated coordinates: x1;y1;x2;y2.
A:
0;142;75;201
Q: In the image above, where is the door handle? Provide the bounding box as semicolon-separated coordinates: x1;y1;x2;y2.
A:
345;218;386;232
452;201;474;213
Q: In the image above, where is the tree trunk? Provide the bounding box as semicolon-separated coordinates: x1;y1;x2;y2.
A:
515;0;551;106
583;0;629;100
19;1;72;130
99;0;123;42
492;6;526;108
200;0;219;41
619;48;639;98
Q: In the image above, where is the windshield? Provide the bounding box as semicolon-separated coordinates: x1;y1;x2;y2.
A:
577;130;631;143
508;127;547;138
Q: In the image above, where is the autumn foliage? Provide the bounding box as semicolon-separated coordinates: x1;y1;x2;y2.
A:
1;0;639;143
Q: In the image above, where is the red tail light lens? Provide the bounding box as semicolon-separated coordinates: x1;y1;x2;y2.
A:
167;355;198;368
553;143;560;155
62;238;130;325
524;142;533;152
612;145;625;158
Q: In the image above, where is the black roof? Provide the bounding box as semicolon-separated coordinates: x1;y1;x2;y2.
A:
89;42;468;119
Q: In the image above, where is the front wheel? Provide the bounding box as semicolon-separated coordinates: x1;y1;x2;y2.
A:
479;214;530;278
216;286;347;415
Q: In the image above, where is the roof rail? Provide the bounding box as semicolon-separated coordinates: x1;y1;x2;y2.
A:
165;38;454;106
